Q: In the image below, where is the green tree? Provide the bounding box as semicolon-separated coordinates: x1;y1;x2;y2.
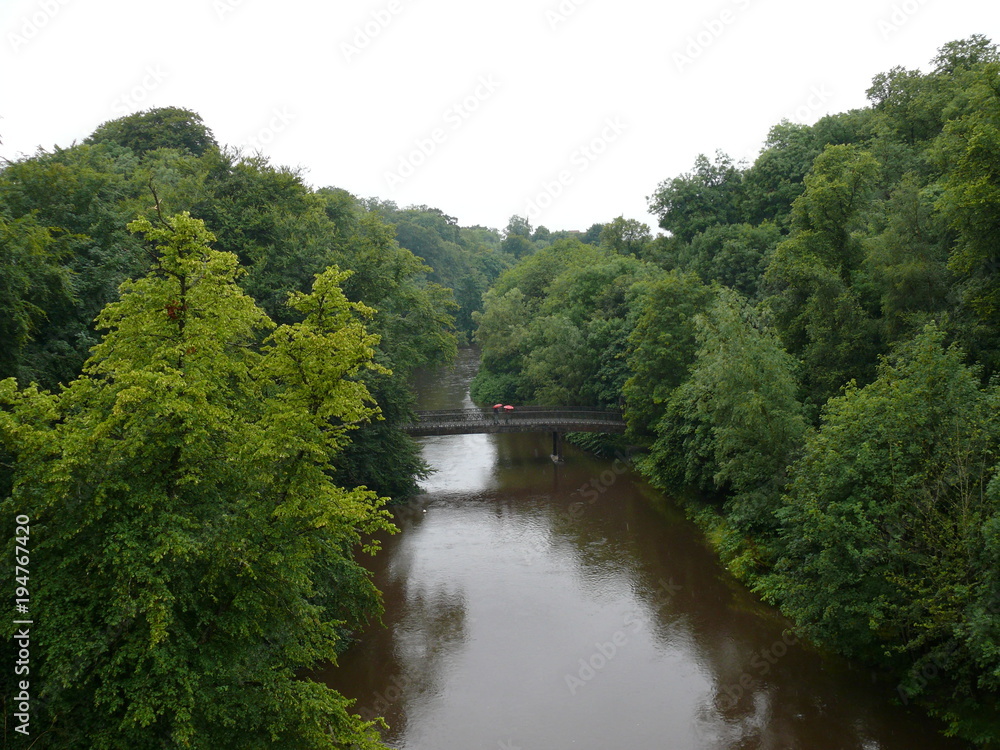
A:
623;271;713;437
765;325;1000;742
763;144;882;406
599;216;653;258
742;121;822;228
932;34;1000;74
644;289;805;535
581;223;604;245
648;152;745;243
784;144;879;274
860;173;952;343
935;58;1000;374
677;222;781;299
1;213;392;748
473;241;651;407
86;107;218;157
0;214;74;381
470;287;532;403
0;142;151;386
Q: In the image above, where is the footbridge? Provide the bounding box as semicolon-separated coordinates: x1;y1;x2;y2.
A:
401;407;626;461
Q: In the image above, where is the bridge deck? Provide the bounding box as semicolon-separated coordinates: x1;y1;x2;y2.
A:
401;406;626;437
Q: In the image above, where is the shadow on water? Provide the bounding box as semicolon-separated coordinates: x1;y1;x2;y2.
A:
317;349;970;750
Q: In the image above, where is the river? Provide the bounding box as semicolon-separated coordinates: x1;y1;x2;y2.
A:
318;348;968;750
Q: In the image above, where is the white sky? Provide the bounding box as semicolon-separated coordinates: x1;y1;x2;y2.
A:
1;0;997;234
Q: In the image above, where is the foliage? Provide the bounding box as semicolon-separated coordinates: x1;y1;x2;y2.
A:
644;289;806;534
599;216;653;258
362;201;510;338
0;214;74;382
934;59;1000;375
0;113;460;502
467;36;1000;747
86;107;218;157
763;325;1000;740
667;222;780;299
0;213;392;748
472;240;655;407
622;271;713;437
648;151;744;242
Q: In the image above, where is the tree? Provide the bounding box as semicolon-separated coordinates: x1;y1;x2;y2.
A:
521;315;590;404
765;325;1000;742
762;144;882;406
860;172;952;343
197;166;459;500
0;213;392;748
935;58;1000;375
599;216;652;257
472;240;651;407
678;222;781;299
581;223;604;245
648;152;745;242
742;121;821;228
503;214;532;239
623;271;713;437
932;34;999;75
0;214;73;381
785;144;879;273
86;107;218;157
867;66;944;146
644;289;805;535
470;286;532;403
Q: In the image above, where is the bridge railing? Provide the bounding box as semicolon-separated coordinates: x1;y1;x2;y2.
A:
407;407;625;428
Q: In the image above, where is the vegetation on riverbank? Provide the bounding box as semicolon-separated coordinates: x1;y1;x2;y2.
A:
470;36;1000;747
3;33;1000;748
0;109;482;747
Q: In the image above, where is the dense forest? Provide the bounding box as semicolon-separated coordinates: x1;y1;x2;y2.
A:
0;107;513;746
471;35;1000;748
2;33;999;749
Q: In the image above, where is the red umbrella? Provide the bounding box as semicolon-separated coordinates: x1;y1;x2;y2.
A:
503;405;514;411
493;404;503;409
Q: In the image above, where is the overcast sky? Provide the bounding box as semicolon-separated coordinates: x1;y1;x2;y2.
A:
1;0;997;234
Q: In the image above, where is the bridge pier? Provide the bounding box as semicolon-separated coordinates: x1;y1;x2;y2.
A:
551;431;564;463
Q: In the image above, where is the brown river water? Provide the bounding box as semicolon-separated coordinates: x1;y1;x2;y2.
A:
317;348;969;750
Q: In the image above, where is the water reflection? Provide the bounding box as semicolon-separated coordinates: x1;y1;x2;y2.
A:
418;433;496;495
323;352;969;750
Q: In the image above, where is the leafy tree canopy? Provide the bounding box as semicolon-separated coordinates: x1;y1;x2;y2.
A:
86;107;218;157
1;212;393;748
